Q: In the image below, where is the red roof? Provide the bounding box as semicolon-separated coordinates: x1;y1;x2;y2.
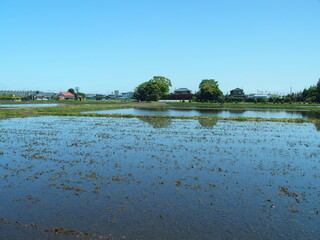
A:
60;92;74;97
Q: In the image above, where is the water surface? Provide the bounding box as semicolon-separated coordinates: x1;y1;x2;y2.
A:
0;117;320;239
85;107;320;119
0;103;60;108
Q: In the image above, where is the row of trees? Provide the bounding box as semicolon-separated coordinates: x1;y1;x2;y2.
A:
134;76;223;102
134;77;320;103
286;79;320;103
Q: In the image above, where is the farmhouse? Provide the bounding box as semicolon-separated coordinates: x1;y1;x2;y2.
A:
230;88;245;97
58;92;75;100
171;88;193;100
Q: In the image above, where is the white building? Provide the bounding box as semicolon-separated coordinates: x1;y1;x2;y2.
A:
114;90;120;97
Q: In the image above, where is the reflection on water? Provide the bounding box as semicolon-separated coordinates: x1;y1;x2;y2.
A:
84;107;320;119
198;118;218;129
0;117;320;239
225;109;246;114
138;117;172;128
315;123;320;131
138;117;218;129
302;111;320;119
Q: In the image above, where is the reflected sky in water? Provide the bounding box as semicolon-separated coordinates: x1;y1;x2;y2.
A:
0;103;60;108
0;116;320;239
85;107;320;119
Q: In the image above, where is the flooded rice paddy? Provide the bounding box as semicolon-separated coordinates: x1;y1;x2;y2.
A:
0;116;320;239
85;107;320;119
0;104;60;108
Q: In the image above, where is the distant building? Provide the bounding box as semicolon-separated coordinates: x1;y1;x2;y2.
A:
172;88;193;100
248;94;269;99
86;94;96;99
230;88;245;97
127;92;134;99
35;92;58;100
58;92;75;100
114;90;120;98
121;92;134;99
0;90;36;97
174;88;192;94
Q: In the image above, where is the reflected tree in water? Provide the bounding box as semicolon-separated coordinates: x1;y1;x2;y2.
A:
138;117;172;129
300;111;320;119
314;123;320;131
198;118;217;129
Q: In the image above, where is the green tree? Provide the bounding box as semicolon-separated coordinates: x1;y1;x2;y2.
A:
68;88;75;95
133;81;162;101
305;86;318;103
133;76;171;101
197;79;223;102
149;76;172;95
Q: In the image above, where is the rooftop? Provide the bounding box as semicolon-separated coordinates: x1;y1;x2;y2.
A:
60;92;74;97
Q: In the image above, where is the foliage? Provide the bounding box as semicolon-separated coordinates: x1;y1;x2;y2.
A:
133;81;161;101
0;95;22;100
161;93;171;100
288;79;320;103
67;88;85;100
134;76;171;101
68;88;75;95
197;79;223;102
149;76;172;94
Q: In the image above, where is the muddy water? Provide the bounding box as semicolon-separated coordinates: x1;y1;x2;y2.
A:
0;116;320;239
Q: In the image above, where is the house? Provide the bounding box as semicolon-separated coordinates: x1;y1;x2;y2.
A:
174;88;192;94
171;88;193;100
230;88;245;97
58;92;75;100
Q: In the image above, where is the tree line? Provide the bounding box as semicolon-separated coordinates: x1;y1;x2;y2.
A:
134;76;320;103
286;79;320;103
133;76;223;102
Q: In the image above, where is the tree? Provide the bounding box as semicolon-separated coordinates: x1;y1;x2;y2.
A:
197;79;223;102
149;76;172;95
68;88;75;95
133;81;162;101
133;76;171;101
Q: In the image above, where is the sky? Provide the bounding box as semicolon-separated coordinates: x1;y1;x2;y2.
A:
0;0;319;95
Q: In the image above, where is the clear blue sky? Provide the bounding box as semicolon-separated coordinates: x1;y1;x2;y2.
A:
0;0;319;95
